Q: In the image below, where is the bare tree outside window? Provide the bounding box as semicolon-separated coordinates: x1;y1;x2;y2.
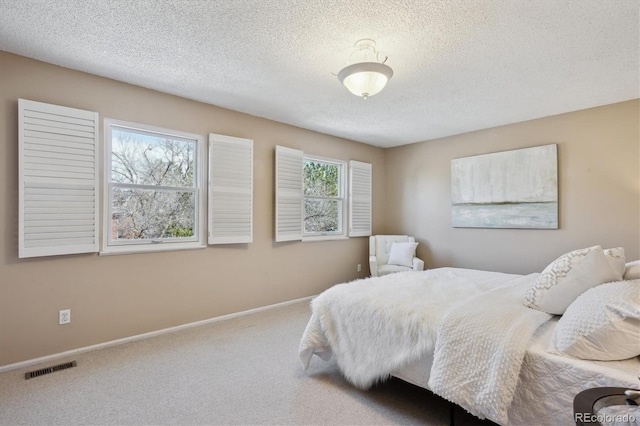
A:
303;160;343;234
110;129;196;241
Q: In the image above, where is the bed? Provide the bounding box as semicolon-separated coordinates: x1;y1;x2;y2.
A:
299;261;640;425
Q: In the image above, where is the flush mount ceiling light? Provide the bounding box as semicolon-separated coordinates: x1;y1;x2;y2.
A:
337;39;393;100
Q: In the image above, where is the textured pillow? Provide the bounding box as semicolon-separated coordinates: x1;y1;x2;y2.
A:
524;245;620;315
550;280;640;360
604;247;625;278
387;242;418;268
624;260;640;280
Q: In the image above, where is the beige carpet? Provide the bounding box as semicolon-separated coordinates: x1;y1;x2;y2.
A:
0;300;493;425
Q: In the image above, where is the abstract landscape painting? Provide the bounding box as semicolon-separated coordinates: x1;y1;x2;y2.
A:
451;144;558;229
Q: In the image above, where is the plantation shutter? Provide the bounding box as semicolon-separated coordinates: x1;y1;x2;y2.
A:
18;99;99;258
275;145;303;242
349;160;372;237
208;134;253;244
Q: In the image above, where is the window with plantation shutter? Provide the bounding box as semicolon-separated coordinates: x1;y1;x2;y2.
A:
275;146;371;242
18;99;99;258
349;160;372;237
208;134;253;244
275;145;303;242
102;119;205;255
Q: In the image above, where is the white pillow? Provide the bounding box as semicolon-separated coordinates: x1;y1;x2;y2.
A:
624;260;640;280
604;247;625;278
524;245;620;315
387;242;418;268
550;279;640;361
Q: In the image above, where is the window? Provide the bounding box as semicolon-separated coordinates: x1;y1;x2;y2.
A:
275;145;371;242
303;156;345;237
103;119;205;254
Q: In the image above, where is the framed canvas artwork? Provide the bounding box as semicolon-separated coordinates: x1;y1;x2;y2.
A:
451;144;558;229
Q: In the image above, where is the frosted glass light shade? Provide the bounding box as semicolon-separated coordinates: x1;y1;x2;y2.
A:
337;62;393;100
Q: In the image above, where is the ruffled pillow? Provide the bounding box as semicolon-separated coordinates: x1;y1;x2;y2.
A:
550;280;640;360
524;245;621;315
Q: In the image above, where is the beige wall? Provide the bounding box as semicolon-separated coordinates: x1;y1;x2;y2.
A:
2;50;638;368
385;100;640;274
0;52;386;366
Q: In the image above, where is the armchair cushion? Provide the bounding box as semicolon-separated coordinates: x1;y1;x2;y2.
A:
378;264;413;275
387;242;419;267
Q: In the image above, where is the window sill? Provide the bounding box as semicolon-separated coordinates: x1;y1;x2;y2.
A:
99;242;206;256
302;235;349;242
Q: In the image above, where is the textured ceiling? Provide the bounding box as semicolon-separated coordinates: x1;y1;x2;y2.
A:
0;0;638;148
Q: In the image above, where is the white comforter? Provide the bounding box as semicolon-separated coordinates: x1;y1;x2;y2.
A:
298;268;552;424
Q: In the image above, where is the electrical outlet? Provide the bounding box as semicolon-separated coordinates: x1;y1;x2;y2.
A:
357;264;362;272
59;309;71;325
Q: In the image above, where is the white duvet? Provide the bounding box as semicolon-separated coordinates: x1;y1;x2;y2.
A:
298;267;552;425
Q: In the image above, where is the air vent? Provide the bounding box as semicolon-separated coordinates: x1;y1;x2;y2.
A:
25;361;77;380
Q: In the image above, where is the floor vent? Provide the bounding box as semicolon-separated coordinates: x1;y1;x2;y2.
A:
25;361;77;380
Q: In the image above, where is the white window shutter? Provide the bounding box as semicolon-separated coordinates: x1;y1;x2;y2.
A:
275;145;303;242
208;134;253;244
18;99;99;258
349;160;372;237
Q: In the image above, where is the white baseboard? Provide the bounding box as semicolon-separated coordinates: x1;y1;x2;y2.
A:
0;295;314;374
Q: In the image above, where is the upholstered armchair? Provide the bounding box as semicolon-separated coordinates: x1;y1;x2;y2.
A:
369;235;425;277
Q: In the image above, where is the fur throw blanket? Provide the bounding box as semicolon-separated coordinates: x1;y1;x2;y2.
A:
298;268;528;389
